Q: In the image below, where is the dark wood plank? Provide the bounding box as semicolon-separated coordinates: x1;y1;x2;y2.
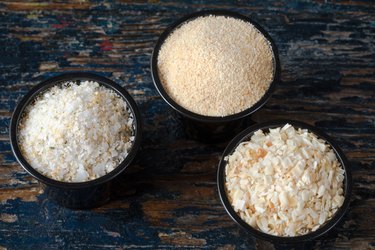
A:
0;0;374;249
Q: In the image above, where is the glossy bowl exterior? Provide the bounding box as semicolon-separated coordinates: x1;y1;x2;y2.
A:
151;10;280;143
217;120;352;243
10;72;142;209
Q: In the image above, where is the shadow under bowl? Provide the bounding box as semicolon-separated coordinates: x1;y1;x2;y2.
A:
151;10;281;143
217;120;352;244
9;72;142;209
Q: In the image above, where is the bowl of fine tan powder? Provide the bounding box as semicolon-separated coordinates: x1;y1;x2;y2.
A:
151;10;280;142
217;120;352;243
10;73;142;209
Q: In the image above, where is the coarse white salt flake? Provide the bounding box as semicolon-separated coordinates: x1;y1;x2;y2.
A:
18;81;135;182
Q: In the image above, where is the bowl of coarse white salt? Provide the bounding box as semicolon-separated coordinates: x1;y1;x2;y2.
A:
217;120;352;244
151;10;281;143
10;73;142;209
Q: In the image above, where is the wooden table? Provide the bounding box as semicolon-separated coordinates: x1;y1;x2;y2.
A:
1;1;374;249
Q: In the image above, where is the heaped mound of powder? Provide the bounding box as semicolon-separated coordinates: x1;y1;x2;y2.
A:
18;81;134;182
157;15;274;117
225;124;345;236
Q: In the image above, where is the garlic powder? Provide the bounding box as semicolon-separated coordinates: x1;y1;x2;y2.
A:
18;81;135;182
157;15;274;117
225;124;345;236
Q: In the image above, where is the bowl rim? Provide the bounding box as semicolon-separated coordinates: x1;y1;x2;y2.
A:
150;9;281;123
217;119;352;243
9;72;142;189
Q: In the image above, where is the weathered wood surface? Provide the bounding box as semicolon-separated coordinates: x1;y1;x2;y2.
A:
0;0;374;249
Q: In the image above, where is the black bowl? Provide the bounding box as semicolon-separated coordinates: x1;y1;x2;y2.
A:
217;120;352;244
9;72;142;209
151;10;280;143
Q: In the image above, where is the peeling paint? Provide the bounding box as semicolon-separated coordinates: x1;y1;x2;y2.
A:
51;20;70;29
0;214;18;223
39;62;59;71
0;187;42;203
158;231;207;246
103;230;121;238
100;40;113;51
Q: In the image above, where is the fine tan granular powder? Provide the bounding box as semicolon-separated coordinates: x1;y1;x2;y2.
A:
157;15;275;117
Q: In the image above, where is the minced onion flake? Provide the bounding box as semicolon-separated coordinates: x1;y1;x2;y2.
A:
18;81;135;182
225;124;345;236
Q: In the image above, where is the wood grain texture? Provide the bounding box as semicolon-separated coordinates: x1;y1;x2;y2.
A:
0;0;374;249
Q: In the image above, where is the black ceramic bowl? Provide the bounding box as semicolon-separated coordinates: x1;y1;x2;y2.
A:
217;120;352;244
151;10;280;143
10;72;142;209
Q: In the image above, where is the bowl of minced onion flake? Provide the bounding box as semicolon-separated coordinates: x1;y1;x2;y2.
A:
217;120;352;243
10;73;142;209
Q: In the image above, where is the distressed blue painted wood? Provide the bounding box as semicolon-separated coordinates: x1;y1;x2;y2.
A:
0;1;374;249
